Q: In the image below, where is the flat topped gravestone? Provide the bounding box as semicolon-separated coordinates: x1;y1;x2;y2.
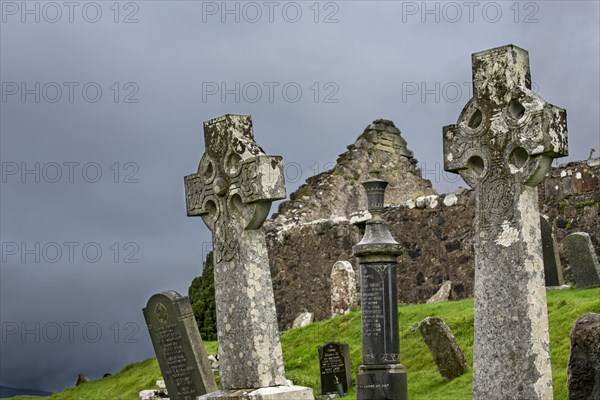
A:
143;290;217;400
318;342;352;396
184;114;313;400
563;232;600;289
540;217;564;287
443;45;568;400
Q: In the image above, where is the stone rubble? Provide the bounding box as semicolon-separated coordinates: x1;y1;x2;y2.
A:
292;312;314;328
426;280;452;303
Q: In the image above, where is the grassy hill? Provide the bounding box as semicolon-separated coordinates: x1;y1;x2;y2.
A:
13;288;600;400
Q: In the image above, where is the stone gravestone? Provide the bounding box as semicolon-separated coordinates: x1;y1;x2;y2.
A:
353;174;407;400
330;261;357;316
143;290;217;400
540;216;564;286
418;317;468;381
292;311;314;329
184;114;313;399
318;342;352;396
567;314;600;400
443;44;568;400
426;280;452;304
563;232;600;289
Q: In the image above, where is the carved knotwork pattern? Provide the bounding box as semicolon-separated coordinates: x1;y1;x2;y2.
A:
217;219;239;262
184;115;284;264
443;46;567;228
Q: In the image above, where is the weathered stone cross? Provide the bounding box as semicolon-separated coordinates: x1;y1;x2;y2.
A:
184;115;290;392
443;45;568;400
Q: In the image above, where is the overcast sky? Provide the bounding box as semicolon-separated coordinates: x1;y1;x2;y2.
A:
1;0;599;393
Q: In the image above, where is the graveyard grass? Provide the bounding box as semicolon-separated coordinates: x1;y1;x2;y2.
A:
12;288;599;400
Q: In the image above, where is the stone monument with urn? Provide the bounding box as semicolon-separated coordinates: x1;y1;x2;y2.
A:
353;173;407;400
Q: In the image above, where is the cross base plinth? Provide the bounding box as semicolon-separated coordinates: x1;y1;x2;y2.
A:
197;385;314;400
356;364;407;400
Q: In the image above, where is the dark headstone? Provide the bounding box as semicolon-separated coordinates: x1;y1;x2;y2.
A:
540;217;564;286
568;314;600;400
318;342;352;395
563;232;600;289
418;317;468;380
353;176;407;400
143;290;217;400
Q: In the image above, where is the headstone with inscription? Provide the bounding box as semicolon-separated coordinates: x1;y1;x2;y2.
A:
540;216;564;286
563;232;600;289
143;290;217;400
443;44;568;400
331;261;357;316
318;342;352;396
353;173;407;400
185;114;313;400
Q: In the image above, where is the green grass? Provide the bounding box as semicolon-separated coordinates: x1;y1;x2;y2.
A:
14;289;599;400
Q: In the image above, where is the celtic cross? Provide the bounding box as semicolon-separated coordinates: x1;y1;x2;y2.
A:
184;114;288;390
185;114;285;263
443;45;567;400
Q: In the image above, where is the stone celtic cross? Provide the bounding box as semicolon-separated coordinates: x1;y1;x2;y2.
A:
184;115;288;391
443;45;567;400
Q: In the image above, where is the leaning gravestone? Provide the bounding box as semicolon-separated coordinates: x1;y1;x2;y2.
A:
426;280;452;304
443;44;568;400
330;261;357;316
292;311;314;328
418;317;468;381
563;232;600;289
540;216;564;286
318;342;352;396
353;174;407;400
568;314;600;400
143;290;217;400
185;114;313;399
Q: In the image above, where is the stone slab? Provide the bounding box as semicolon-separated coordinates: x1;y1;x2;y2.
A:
330;261;357;316
426;281;452;304
143;290;217;400
563;232;600;289
197;385;314;400
418;317;468;380
540;217;564;286
292;312;314;329
567;313;600;400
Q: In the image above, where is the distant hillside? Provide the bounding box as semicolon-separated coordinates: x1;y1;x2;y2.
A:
10;288;600;400
0;386;51;398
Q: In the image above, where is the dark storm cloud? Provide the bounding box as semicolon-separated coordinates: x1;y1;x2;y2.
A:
1;0;598;392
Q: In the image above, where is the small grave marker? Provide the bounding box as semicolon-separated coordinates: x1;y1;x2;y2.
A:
319;342;352;396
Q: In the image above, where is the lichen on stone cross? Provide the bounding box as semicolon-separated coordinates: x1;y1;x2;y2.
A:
184;114;286;264
184;114;288;390
443;45;568;400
